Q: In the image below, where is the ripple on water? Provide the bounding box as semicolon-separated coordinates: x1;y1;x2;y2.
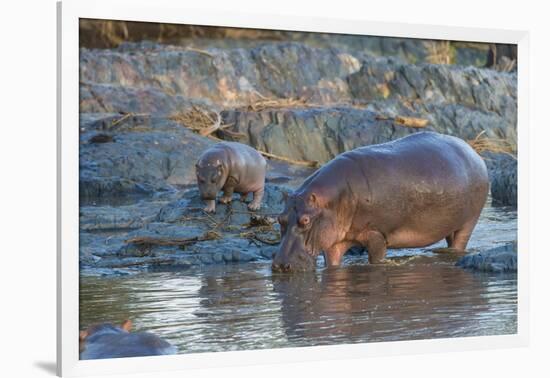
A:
80;202;517;354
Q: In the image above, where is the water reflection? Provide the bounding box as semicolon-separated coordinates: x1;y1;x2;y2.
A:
271;261;517;345
80;258;517;354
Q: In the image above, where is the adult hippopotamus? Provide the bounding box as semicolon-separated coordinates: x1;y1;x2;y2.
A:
79;320;177;359
196;142;267;213
272;132;489;272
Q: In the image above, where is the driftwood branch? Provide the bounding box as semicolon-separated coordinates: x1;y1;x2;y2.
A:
184;47;214;57
375;114;429;128
240;231;281;245
258;150;320;168
108;112;151;130
125;236;201;246
125;230;222;247
394;116;429;128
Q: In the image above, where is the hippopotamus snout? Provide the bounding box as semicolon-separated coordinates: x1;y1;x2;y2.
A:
271;262;292;272
272;259;314;272
272;229;316;272
271;252;316;272
200;191;217;201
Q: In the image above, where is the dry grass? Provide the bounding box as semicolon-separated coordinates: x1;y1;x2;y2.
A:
467;131;516;157
99;20;129;47
425;40;454;65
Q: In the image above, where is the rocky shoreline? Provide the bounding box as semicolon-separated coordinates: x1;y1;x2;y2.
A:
79;38;518;275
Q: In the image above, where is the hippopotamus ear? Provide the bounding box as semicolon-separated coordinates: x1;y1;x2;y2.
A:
121;319;132;332
281;191;289;203
306;192;328;208
79;330;88;341
308;193;318;206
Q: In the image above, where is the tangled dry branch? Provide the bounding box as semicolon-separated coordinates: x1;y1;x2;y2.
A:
170;106;228;137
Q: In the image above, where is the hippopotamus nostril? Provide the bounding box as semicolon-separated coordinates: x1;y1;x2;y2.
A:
272;262;282;272
283;264;291;271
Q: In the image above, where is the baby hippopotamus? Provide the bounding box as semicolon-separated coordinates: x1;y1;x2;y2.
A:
196;142;267;213
273;132;489;272
79;320;177;360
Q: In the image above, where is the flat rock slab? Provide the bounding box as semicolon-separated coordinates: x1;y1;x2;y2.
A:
220;106;418;164
482;152;517;207
79;115;212;198
456;242;517;273
80;200;165;231
79;185;288;274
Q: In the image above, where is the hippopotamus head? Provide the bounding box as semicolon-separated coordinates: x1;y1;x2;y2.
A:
196;160;225;200
79;320;133;352
273;190;341;272
79;319;177;359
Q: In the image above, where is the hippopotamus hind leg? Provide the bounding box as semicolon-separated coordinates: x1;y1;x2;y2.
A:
248;187;264;211
240;192;249;202
366;231;387;264
448;217;479;251
445;234;454;247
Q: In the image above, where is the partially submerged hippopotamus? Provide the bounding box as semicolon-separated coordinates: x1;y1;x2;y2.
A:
196;142;267;213
79;320;177;359
273;132;489;272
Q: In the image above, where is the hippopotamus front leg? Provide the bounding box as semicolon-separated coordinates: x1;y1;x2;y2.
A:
219;186;234;204
247;187;264;211
203;199;216;213
324;241;354;267
366;230;387;264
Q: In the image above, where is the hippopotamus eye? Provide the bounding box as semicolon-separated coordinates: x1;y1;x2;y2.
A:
198;177;205;184
298;214;310;227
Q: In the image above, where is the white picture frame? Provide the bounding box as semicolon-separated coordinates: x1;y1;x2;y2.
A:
57;1;530;376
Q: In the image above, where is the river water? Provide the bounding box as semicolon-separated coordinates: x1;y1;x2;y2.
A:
79;203;517;354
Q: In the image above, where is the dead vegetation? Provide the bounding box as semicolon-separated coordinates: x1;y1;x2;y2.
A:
467;131;516;157
169;106;243;139
125;209;280;248
425;40;455;65
169;106;223;136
